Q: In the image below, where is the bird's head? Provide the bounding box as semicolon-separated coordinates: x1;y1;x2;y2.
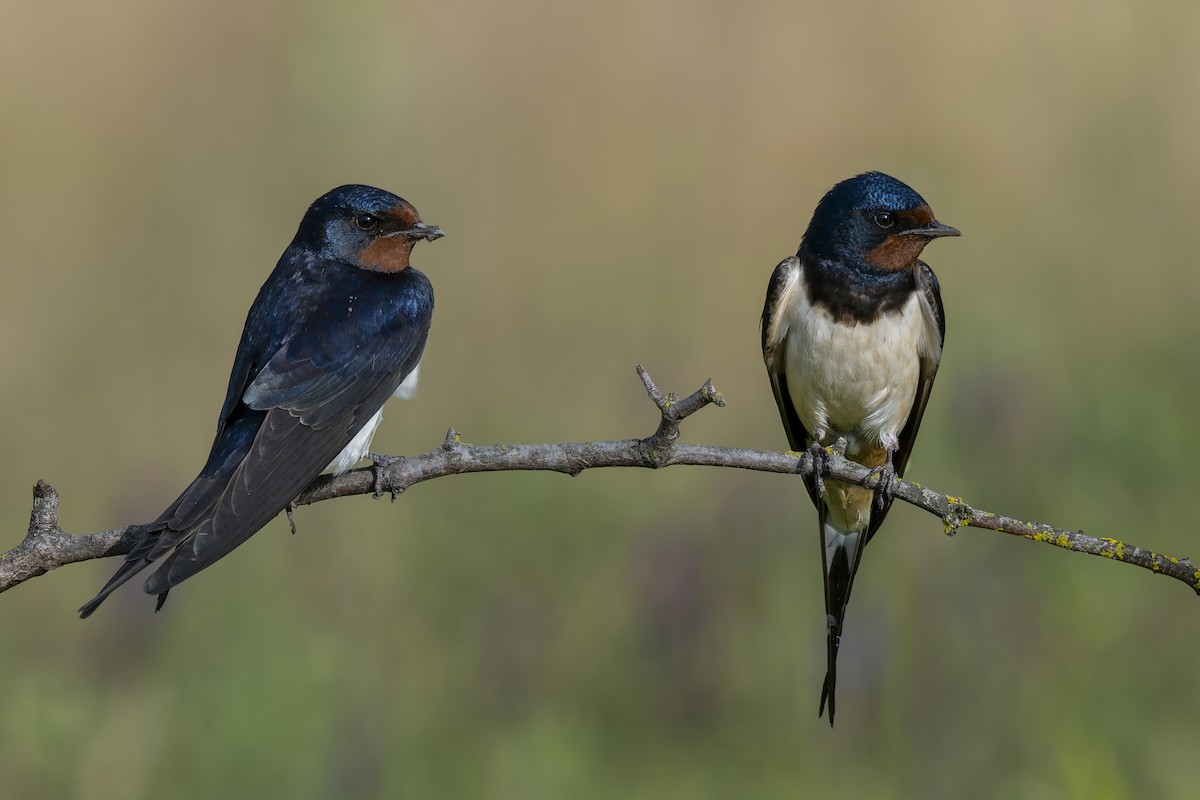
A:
801;171;959;272
297;184;444;272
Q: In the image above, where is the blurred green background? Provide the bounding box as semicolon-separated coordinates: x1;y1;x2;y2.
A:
2;0;1198;797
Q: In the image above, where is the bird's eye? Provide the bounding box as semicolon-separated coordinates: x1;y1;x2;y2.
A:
874;211;895;229
354;213;379;231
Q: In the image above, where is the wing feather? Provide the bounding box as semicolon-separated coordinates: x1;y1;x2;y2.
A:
762;256;819;505
145;313;429;591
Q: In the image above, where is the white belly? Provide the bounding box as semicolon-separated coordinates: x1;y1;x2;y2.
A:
327;361;421;475
783;288;923;457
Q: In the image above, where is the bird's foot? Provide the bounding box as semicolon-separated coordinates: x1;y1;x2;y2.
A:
865;459;897;510
803;441;831;497
368;453;404;501
285;503;298;534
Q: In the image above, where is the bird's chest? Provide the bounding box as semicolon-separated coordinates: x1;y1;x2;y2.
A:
783;291;924;445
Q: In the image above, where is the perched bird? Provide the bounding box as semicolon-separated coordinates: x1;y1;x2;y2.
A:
80;185;443;617
761;171;959;725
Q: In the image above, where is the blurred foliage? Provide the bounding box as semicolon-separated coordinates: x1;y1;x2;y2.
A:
2;0;1199;797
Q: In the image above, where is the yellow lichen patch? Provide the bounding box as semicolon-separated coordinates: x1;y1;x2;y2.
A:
942;497;970;536
1054;533;1070;548
1098;538;1125;560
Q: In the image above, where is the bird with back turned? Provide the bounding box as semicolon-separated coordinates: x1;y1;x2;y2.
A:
80;184;443;617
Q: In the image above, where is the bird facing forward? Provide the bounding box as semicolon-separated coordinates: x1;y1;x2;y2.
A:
80;185;443;617
761;171;959;725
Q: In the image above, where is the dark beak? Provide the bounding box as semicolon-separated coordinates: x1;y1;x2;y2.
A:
401;222;445;242
905;220;961;239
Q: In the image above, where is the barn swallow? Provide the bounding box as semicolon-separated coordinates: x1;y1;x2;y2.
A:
79;184;442;617
761;171;958;725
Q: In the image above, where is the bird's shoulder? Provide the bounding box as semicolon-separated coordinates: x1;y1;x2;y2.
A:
762;255;802;368
913;260;945;349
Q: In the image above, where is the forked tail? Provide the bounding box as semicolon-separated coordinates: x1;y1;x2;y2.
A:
818;510;867;726
77;524;159;618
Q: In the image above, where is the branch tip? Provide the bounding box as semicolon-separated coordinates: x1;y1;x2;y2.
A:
28;480;61;540
701;379;726;408
636;366;669;413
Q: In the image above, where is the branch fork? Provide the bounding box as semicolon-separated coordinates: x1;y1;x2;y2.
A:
637;364;724;465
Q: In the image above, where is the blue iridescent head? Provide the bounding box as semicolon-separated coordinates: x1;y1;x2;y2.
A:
293;184;444;272
800;171;960;272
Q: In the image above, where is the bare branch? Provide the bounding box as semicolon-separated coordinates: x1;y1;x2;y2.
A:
3;367;1197;598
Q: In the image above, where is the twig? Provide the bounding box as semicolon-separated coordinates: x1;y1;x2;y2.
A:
2;366;1196;597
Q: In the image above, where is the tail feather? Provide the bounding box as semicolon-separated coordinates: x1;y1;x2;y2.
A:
817;509;867;727
77;524;160;618
143;547;185;598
